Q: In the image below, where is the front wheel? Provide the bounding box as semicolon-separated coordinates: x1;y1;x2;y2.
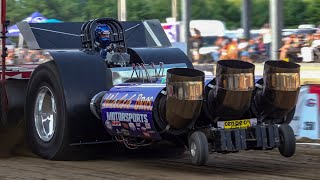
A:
189;131;209;166
278;124;296;157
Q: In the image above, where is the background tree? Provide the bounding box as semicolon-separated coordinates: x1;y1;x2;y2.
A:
283;0;307;28
6;0;320;30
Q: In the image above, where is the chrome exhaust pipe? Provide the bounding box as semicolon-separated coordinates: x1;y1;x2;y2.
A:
207;60;255;119
253;60;300;120
165;68;204;129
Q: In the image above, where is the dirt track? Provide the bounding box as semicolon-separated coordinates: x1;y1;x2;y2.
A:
0;145;318;180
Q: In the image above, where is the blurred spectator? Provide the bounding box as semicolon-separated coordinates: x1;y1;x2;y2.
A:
247;39;259;60
238;38;248;56
211;36;225;61
226;38;238;59
280;34;303;62
6;49;15;65
261;23;271;57
240;51;251;63
301;33;320;62
190;28;202;62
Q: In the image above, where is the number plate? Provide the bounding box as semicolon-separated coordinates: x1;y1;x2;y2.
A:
217;118;257;129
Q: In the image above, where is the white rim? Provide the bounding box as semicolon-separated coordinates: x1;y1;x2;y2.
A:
34;86;57;142
190;142;197;157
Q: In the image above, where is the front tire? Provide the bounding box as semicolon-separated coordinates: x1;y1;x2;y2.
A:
278;124;296;157
189;131;209;166
25;61;71;160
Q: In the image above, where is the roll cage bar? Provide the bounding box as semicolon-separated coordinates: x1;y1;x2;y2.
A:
80;18;126;52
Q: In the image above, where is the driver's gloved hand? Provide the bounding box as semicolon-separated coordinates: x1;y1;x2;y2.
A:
100;49;107;59
106;46;113;52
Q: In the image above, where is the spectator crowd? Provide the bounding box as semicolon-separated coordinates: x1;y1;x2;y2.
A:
3;28;320;66
190;26;320;64
5;48;52;65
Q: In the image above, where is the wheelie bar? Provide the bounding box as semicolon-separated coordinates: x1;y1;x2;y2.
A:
210;125;280;152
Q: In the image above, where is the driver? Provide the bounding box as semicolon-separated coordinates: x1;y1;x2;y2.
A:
95;24;112;59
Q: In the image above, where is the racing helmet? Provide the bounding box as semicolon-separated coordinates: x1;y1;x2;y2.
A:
95;24;111;48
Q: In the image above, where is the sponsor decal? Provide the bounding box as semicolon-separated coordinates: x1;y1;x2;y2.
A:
306;99;317;107
111;121;121;126
122;122;129;129
134;94;153;111
102;93;135;109
303;122;315;130
224;120;250;127
105;120;112;130
129;123;136;131
145;122;151;129
106;112;148;123
102;93;153;111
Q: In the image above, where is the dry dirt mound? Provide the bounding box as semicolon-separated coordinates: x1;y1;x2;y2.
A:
296;137;320;143
0;120;35;158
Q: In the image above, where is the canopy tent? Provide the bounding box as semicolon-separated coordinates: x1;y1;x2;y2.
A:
7;11;48;37
41;19;62;23
6;12;62;49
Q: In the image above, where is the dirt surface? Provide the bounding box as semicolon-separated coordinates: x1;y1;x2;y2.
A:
0;144;318;180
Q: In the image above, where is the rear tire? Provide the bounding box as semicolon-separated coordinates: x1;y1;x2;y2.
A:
278;124;296;157
25;61;71;160
189;131;209;166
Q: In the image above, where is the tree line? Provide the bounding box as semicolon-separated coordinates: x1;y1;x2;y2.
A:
7;0;320;30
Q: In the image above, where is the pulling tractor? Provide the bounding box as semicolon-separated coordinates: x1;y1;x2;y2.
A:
0;3;300;165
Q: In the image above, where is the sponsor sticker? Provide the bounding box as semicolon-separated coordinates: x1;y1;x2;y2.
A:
111;121;121;126
103;93;153;111
105;120;112;130
303;122;315;130
145;122;151;129
106;112;148;123
217;118;257;129
306;99;317;107
129;123;136;131
121;122;129;129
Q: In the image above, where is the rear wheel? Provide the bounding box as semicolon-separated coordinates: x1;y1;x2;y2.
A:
25;62;71;160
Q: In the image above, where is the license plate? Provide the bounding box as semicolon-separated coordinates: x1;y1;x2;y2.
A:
217;118;257;129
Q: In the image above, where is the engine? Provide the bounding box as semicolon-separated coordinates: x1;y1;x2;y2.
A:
90;68;205;140
90;60;300;143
